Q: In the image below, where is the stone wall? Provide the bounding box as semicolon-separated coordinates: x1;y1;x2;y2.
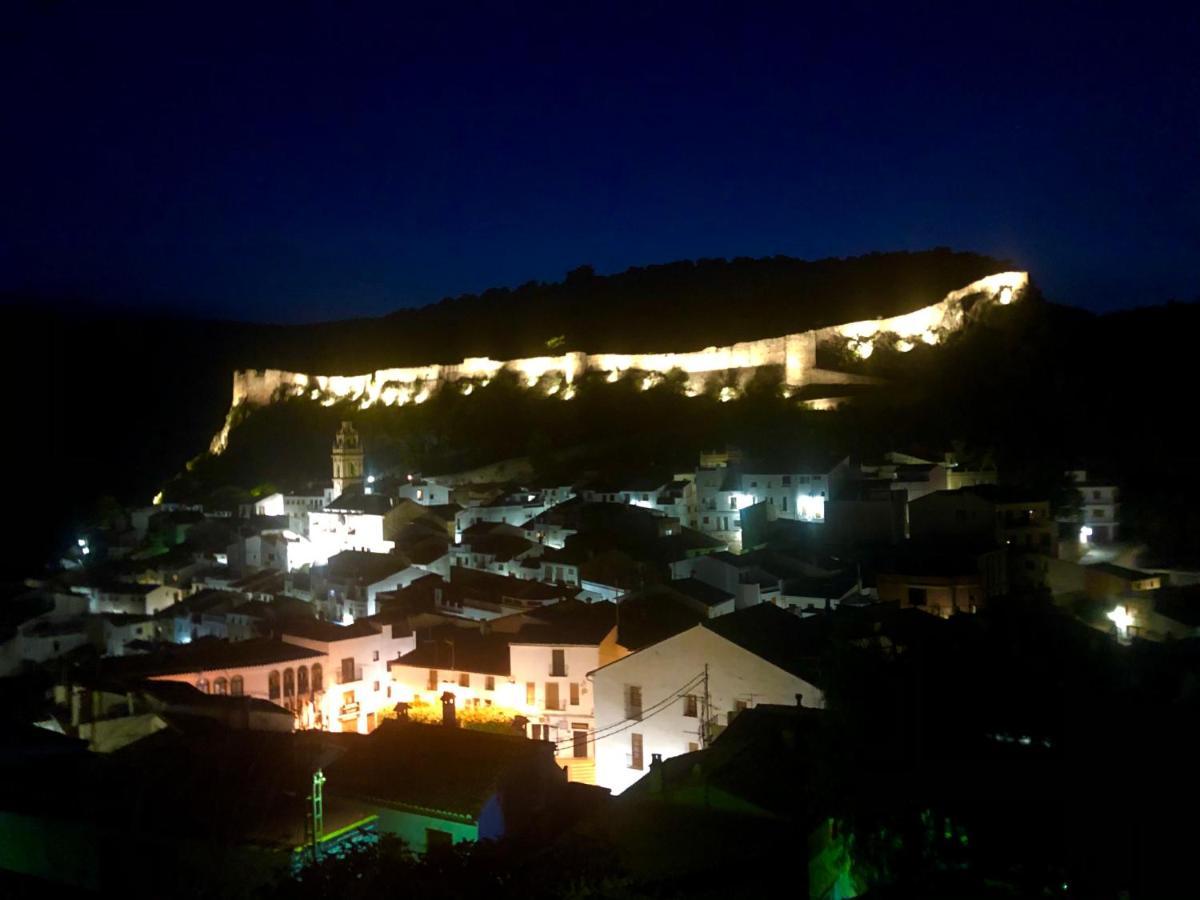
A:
209;271;1028;454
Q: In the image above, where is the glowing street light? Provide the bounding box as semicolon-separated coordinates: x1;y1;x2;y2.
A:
1106;605;1133;640
1079;525;1093;544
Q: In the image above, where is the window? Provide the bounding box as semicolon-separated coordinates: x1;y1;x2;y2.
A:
546;682;562;710
551;648;566;676
782;475;791;486
427;669;438;690
297;666;309;694
459;673;470;688
213;677;228;695
627;685;643;719
373;650;380;661
630;733;644;770
570;682;580;706
688;742;700;753
908;587;928;608
373;681;380;692
526;682;536;705
311;664;323;692
230;675;244;697
196;677;209;694
283;668;295;697
341;657;355;683
683;694;698;717
782;495;788;512
268;670;281;700
485;676;495;691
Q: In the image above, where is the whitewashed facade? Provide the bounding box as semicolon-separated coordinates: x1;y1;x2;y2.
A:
590;623;823;794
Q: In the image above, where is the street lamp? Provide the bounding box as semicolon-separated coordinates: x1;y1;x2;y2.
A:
1106;605;1133;641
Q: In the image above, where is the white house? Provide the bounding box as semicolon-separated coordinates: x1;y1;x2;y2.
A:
387;600;623;784
281;619;415;733
311;550;424;621
253;488;335;536
691;455;850;552
0;618;91;676
139;639;327;726
396;478;453;506
309;494;403;564
505;601;623;783
75;582;183;616
235;530;318;573
590;603;825;794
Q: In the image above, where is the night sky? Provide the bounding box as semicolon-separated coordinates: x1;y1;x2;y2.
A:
3;2;1197;323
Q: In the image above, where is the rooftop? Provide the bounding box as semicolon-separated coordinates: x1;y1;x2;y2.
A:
1086;562;1157;581
279;617;381;643
703;603;827;685
392;625;513;675
326;718;557;817
326;493;395;515
323;550;411;583
95;637;325;679
668;577;735;608
510;599;618;645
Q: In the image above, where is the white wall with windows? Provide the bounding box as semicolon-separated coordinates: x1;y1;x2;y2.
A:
590;625;823;794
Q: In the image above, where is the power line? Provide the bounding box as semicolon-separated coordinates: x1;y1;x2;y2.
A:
557;670;705;747
553;670;707;750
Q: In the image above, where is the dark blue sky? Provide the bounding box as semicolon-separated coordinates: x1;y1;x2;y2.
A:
3;2;1197;322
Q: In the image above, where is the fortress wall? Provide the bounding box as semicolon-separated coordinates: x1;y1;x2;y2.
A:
209;271;1028;454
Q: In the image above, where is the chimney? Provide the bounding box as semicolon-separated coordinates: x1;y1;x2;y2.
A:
394;701;410;721
651;752;662;766
796;693;804;707
440;690;457;727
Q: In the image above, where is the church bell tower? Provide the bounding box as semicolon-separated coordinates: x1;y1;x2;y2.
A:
331;421;365;496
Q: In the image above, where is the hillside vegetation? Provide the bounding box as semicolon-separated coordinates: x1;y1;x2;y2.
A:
13;248;1199;572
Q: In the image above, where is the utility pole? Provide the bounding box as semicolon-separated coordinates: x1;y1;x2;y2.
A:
699;664;711;749
308;768;326;864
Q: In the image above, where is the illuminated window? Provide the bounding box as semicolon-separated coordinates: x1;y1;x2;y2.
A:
630;733;644;770
213;677;228;695
683;694;698;717
526;682;536;705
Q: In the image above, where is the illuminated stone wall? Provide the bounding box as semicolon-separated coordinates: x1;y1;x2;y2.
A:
210;271;1028;454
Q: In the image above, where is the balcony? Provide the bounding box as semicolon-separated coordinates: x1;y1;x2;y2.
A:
336;666;364;685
